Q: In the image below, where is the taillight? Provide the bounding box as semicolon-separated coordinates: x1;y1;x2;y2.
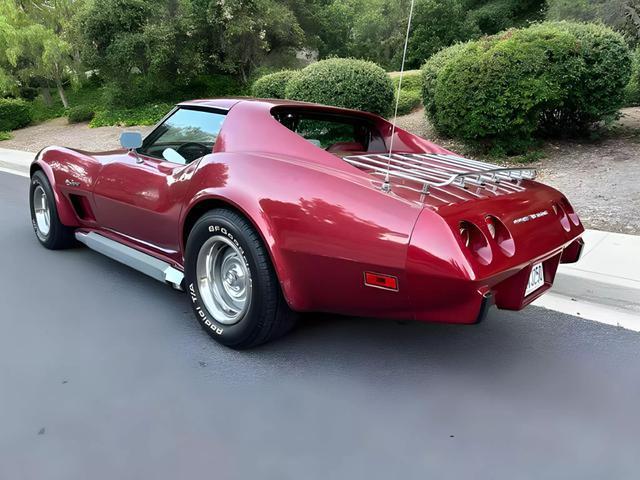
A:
553;202;571;232
560;198;580;227
459;221;492;265
485;215;515;257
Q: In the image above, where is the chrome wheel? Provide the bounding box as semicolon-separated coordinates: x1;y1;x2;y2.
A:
196;235;252;325
33;185;51;238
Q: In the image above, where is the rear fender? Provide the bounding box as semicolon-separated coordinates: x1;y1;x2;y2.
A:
181;188;306;311
181;153;420;314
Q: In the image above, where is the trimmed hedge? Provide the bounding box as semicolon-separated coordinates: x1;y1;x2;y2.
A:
285;58;394;116
421;42;471;119
424;22;632;155
391;70;423;92
539;22;633;133
251;70;298;99
0;98;32;131
67;105;95;123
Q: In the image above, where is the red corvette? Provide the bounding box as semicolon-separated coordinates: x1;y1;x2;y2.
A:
29;98;584;348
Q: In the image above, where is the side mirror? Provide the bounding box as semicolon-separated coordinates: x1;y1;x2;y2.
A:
120;131;143;150
162;148;187;165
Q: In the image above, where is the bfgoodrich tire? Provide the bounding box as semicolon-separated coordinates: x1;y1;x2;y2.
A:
29;170;75;249
184;209;296;349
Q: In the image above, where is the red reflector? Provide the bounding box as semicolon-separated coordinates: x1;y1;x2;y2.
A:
364;272;398;291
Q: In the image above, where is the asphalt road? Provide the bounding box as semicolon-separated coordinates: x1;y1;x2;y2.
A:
1;171;639;480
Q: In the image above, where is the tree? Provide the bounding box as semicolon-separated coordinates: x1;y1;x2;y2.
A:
0;1;78;106
547;0;640;44
407;0;479;69
198;0;304;81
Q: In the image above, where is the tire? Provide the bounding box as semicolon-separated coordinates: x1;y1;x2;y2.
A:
184;209;297;349
29;170;75;250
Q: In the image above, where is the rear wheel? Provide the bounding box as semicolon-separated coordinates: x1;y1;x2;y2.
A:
185;209;296;349
29;171;75;249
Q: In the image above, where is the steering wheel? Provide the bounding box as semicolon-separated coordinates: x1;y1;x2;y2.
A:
177;142;210;162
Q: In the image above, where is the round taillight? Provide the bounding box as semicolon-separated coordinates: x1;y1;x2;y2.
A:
554;202;571;232
459;225;471;247
459;221;492;265
560;198;580;226
486;215;515;257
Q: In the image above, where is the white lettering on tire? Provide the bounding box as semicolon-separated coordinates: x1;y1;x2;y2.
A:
189;283;223;335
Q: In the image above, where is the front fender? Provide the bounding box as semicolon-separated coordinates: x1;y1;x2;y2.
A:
32;156;80;227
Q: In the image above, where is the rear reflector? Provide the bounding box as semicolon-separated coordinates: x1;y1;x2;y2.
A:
364;272;399;291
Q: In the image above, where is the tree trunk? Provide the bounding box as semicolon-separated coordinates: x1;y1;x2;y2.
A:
41;86;53;106
55;76;69;109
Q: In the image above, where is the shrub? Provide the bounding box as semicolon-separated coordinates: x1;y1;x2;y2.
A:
0;98;32;131
285;58;395;116
0;131;11;141
394;90;422;116
391;70;423;93
252;70;298;99
538;22;633;133
426;22;632;155
421;42;471;119
67;105;96;123
624;47;640;107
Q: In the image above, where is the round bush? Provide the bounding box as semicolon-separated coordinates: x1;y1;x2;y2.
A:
251;70;298;99
285;58;394;116
539;22;633;133
0;98;32;131
67;105;95;123
421;42;471;119
427;22;632;155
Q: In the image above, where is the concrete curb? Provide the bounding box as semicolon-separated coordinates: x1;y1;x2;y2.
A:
0;147;34;176
550;229;640;315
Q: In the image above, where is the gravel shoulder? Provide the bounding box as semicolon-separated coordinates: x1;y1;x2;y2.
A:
0;117;153;152
3;109;639;234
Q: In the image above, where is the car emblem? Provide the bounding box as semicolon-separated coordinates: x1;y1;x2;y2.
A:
513;210;549;224
65;179;80;187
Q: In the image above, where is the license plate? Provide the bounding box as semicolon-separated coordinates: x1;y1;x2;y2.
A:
525;262;545;296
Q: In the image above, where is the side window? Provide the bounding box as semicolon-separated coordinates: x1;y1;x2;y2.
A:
276;110;386;154
139;108;226;163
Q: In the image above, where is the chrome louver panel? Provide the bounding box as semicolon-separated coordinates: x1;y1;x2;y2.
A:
343;153;537;197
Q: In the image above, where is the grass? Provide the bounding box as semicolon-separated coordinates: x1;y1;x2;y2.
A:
0;131;12;141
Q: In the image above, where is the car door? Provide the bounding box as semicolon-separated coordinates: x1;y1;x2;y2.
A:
92;107;227;255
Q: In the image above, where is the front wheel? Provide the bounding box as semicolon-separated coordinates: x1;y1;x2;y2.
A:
184;209;296;349
29;170;75;249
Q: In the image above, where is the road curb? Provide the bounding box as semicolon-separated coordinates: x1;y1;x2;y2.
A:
551;230;640;316
0;147;33;176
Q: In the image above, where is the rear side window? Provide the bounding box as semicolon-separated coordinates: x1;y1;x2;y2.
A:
274;110;386;154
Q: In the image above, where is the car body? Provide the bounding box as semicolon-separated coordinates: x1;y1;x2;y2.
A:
30;98;584;345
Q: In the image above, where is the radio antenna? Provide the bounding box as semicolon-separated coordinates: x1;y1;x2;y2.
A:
383;0;415;193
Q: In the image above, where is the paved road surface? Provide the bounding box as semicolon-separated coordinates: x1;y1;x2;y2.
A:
1;172;639;480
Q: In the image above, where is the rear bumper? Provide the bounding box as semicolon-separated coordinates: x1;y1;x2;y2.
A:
412;236;584;324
